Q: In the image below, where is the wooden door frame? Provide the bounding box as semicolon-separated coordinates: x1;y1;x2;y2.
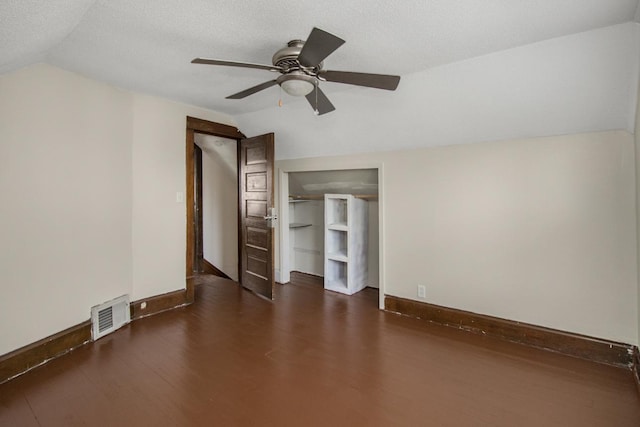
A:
185;116;245;301
194;144;204;274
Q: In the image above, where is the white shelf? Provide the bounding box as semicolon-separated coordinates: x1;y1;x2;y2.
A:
289;223;312;229
327;223;347;231
324;259;348;292
289;198;324;277
326;198;347;225
327;253;348;262
324;194;368;296
326;229;347;258
325;280;348;292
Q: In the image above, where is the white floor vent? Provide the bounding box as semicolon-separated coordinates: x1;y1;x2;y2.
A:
91;295;130;340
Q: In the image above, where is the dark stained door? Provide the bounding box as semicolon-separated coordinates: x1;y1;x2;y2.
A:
239;133;275;299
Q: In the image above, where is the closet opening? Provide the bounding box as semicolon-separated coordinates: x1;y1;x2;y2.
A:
279;167;383;308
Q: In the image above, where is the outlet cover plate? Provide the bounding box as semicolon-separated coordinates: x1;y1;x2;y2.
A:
417;285;426;298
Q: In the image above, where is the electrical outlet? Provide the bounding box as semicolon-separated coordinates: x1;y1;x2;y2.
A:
417;285;426;299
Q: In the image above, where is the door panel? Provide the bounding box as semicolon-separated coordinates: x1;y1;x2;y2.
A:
246;172;267;191
239;133;275;299
246;200;267;218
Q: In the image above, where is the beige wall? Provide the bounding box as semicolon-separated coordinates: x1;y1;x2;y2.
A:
0;63;236;356
131;94;235;300
276;130;638;345
0;64;133;355
2;62;637;357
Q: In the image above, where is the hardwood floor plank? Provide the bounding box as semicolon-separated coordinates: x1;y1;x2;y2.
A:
0;388;39;426
0;272;638;426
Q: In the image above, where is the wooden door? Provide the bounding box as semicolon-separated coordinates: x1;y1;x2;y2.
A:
239;133;275;299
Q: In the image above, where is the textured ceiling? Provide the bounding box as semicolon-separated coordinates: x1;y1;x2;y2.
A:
1;0;639;116
0;0;95;72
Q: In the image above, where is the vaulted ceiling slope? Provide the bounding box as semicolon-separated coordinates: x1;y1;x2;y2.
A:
239;22;640;159
2;1;640;158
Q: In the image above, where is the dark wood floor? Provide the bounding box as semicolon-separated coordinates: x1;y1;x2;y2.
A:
1;273;639;426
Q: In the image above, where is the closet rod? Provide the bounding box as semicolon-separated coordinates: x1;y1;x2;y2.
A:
289;194;378;201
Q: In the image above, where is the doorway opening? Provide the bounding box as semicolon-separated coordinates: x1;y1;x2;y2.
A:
185;117;244;300
194;134;239;281
186;118;277;301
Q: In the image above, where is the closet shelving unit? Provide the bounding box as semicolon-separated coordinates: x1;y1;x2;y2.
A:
288;197;324;276
324;194;368;295
288;199;313;229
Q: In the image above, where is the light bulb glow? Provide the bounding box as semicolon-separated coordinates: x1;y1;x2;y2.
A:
280;79;314;96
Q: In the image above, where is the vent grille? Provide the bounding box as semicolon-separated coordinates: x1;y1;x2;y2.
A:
91;295;130;340
275;58;299;69
97;307;113;333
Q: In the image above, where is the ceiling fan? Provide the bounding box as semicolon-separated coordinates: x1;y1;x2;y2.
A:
192;27;400;115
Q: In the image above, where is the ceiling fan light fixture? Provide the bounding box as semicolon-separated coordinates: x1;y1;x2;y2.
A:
281;79;314;96
277;73;316;97
193;27;400;115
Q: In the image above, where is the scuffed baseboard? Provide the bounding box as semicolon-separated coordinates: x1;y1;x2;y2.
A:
384;295;635;368
0;321;91;384
1;288;191;384
130;289;190;320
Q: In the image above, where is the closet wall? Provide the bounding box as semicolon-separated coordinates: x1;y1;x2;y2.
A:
289;199;324;276
287;169;379;288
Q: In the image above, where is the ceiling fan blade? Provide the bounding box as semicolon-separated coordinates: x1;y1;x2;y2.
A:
297;28;345;68
226;80;278;99
319;70;400;91
192;58;282;72
305;86;335;115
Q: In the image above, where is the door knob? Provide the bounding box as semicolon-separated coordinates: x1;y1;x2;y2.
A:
264;208;277;228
